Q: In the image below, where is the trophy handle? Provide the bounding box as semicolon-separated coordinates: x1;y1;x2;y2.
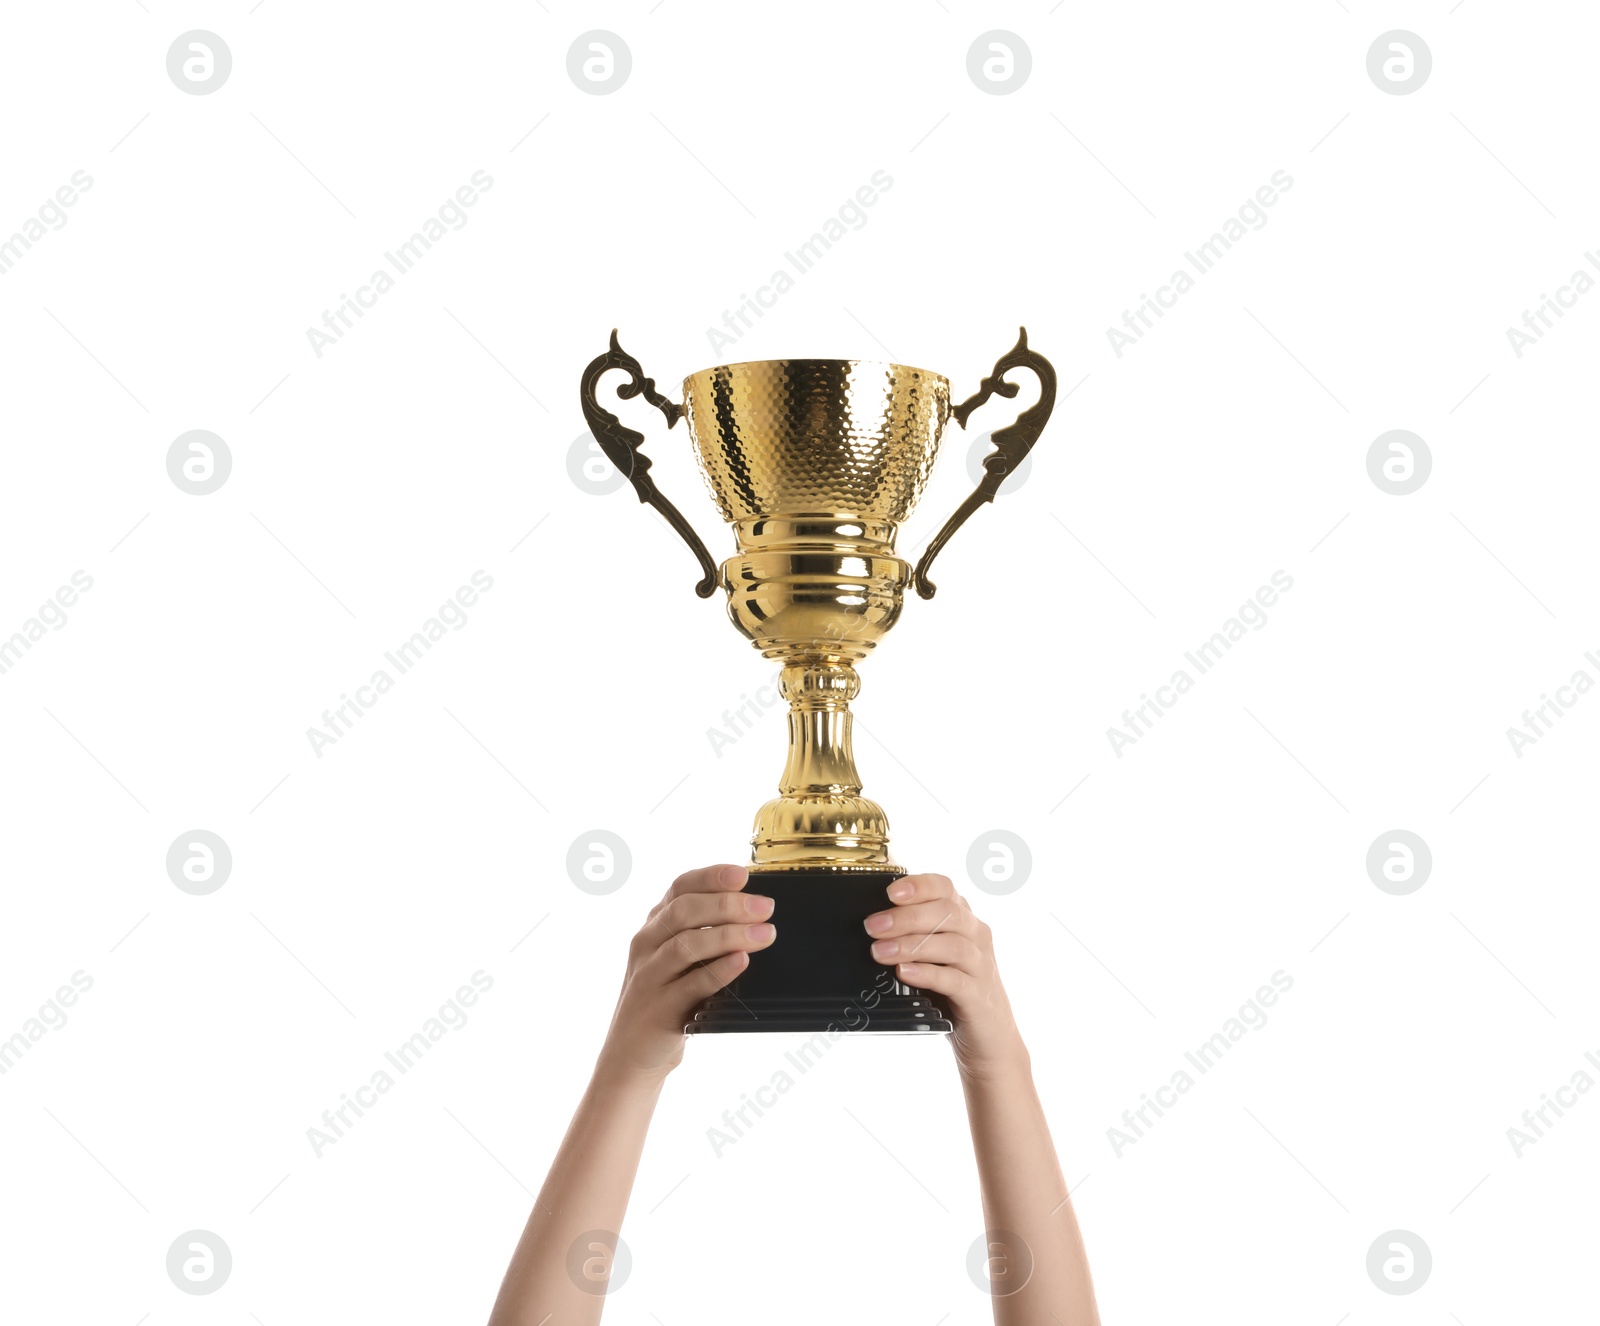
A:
579;329;720;598
912;327;1057;600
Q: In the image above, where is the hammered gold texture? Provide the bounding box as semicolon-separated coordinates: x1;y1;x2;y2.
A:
682;360;951;528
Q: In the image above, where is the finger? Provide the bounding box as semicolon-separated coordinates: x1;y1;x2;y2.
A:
870;931;983;971
651;888;773;938
884;872;956;906
894;959;976;1002
651;921;775;976
653;863;749;914
863;898;970;940
672;948;750;1002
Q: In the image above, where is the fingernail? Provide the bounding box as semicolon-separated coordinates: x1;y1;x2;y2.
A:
863;912;893;935
745;894;774;917
720;865;749;887
746;923;775;943
888;881;913;901
871;939;899;961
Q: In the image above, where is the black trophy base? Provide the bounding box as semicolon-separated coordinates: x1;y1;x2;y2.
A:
685;870;952;1035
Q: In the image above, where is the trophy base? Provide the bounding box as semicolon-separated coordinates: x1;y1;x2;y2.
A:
685;870;953;1035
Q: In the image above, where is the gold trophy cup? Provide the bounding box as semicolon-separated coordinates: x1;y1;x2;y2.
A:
578;329;1057;1032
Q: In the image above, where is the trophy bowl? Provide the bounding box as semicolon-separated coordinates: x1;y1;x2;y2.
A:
578;329;1058;1033
687;356;946;665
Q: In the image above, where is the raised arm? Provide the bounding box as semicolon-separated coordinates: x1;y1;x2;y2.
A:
487;864;775;1326
864;872;1101;1324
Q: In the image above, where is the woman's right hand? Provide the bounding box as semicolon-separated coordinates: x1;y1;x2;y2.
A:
596;863;776;1082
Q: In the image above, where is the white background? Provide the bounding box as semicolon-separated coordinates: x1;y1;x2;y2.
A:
1;2;1595;1322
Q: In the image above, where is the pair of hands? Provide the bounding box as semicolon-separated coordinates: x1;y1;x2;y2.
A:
598;864;1027;1084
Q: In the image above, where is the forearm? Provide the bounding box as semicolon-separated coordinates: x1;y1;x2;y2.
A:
487;865;771;1323
487;1054;664;1326
961;1057;1100;1325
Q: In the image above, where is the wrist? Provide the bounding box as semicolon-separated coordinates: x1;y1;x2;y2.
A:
955;1034;1032;1089
592;1042;675;1097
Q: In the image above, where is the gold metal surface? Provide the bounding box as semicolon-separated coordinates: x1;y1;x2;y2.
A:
681;359;951;872
578;331;1057;876
682;359;950;524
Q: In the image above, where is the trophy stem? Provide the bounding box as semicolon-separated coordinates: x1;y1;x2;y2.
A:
748;661;897;873
777;663;862;797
